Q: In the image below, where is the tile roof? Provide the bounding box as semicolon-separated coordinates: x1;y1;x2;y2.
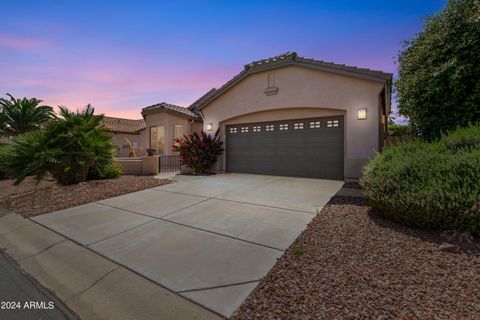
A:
188;88;216;111
142;102;200;119
244;51;392;80
191;51;393;111
102;116;146;134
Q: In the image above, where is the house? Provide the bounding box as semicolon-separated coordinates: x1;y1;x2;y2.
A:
102;116;146;157
105;52;392;180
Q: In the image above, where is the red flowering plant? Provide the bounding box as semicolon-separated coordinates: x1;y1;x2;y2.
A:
172;129;223;173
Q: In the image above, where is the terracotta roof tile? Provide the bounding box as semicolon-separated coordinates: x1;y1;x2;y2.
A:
141;102;200;119
102;116;145;134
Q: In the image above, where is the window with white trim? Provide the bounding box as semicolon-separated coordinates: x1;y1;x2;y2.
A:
241;126;249;133
293;122;304;130
252;125;261;132
327;120;339;128
265;125;274;131
309;121;321;128
229;127;238;134
279;123;288;130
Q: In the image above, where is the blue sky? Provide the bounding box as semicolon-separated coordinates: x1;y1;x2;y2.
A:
0;0;445;118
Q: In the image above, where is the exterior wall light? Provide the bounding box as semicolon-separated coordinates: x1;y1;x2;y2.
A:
206;123;213;131
357;108;367;120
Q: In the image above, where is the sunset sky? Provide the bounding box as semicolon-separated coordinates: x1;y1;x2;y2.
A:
1;0;444;119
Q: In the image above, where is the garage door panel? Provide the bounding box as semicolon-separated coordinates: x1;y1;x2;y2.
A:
226;116;344;180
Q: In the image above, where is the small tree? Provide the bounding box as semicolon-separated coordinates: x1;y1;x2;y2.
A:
172;130;223;173
0;94;53;136
395;0;480;140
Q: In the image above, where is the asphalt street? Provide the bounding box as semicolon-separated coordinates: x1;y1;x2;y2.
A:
0;250;77;320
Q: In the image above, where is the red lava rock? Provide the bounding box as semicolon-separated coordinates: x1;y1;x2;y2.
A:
232;196;480;320
0;175;170;217
438;242;461;254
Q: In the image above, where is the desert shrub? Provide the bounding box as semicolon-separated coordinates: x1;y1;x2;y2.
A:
172;129;223;173
87;162;122;180
1;105;118;185
361;124;480;236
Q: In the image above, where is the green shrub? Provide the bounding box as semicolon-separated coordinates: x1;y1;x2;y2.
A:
0;144;8;179
1;105;119;185
388;124;411;137
172;129;223;173
87;161;122;180
361;124;480;236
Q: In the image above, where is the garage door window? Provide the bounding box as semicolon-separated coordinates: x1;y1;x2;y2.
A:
279;124;288;130
309;121;321;128
241;126;249;133
327;120;339;128
253;125;261;132
294;122;304;130
266;125;274;131
229;127;238;134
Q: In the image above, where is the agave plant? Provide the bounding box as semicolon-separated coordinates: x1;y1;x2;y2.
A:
0;104;120;185
0;93;53;136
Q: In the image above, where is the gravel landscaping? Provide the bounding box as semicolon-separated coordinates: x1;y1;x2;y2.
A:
0;176;170;217
233;196;480;320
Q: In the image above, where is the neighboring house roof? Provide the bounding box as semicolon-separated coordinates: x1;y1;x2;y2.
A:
102;116;146;134
189;51;393;111
141;102;200;119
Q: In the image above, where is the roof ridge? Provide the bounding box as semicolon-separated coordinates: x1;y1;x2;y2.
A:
188;52;393;111
141;101;200;119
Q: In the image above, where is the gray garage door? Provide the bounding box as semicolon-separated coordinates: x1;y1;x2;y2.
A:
226;116;344;180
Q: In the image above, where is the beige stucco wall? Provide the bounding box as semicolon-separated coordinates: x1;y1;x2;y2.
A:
144;112;201;155
108;132;146;157
201;65;385;179
114;158;143;175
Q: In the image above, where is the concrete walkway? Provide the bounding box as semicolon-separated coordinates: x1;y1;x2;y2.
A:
31;174;342;318
0;212;218;320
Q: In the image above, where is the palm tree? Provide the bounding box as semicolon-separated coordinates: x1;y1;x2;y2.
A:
0;93;53;136
0;104;119;185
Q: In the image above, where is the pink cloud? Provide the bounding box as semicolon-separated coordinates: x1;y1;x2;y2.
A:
0;33;53;50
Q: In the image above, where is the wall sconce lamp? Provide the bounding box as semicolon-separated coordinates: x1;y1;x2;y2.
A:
206;123;213;131
357;108;367;120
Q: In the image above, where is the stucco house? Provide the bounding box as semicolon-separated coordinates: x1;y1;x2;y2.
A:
104;52;392;180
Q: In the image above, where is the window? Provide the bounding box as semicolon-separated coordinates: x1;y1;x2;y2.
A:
309;121;321;128
173;125;184;141
150;126;165;154
266;124;274;131
294;122;304;130
229;127;238;134
279;123;288;130
327;120;339;128
241;126;249;133
253;125;261;132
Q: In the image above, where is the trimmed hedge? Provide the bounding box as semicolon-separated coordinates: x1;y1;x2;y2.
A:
361;124;480;236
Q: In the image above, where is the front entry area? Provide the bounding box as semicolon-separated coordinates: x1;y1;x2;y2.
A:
226;116;344;180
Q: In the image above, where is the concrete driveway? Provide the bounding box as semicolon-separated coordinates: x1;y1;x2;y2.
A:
33;174;343;317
